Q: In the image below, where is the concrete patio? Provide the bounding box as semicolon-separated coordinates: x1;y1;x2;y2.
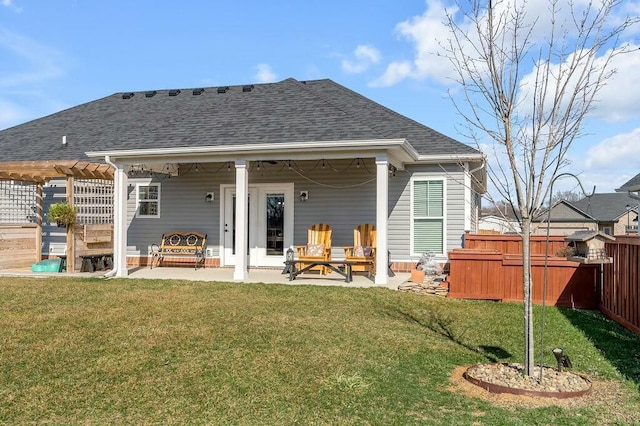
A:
0;266;410;290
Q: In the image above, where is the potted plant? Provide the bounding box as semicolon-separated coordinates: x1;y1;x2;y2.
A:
47;202;77;227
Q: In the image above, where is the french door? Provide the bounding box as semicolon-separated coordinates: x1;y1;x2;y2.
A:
222;184;293;267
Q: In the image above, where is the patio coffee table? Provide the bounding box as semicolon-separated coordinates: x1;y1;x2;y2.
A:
283;260;360;283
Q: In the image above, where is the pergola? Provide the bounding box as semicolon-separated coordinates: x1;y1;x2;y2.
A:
0;160;114;183
0;160;114;271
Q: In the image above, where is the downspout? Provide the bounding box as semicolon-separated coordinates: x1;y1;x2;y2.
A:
467;159;486;232
103;155;119;277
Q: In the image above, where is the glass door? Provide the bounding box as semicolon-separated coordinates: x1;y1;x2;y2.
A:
222;184;293;267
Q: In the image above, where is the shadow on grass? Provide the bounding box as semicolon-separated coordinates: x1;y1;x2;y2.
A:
392;308;512;363
560;308;640;386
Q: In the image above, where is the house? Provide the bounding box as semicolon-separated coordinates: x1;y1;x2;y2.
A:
0;78;486;284
478;214;521;234
616;173;640;236
533;193;638;236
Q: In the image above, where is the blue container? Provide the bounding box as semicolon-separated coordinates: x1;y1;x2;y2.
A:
31;259;62;273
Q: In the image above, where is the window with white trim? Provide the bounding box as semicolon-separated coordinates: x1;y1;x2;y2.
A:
412;179;444;254
136;183;160;217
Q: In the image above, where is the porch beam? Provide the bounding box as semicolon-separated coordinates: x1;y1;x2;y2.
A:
233;160;249;281
375;156;389;285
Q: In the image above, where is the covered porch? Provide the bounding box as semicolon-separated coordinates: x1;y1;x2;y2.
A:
89;140;419;286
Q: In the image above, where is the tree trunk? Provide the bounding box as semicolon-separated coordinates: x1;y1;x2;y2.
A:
521;217;534;375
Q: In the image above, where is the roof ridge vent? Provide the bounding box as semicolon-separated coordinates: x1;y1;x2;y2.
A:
192;88;205;95
145;90;157;98
242;85;254;92
168;89;181;96
217;86;229;94
122;92;135;99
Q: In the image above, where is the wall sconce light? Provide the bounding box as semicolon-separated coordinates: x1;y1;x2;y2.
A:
299;191;309;202
205;192;214;203
552;348;572;372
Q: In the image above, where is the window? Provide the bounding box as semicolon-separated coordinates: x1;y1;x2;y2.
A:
136;183;160;217
412;179;444;254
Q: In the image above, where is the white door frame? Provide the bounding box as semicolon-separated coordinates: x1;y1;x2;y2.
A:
220;183;294;267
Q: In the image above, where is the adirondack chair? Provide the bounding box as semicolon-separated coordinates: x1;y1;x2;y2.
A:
344;223;376;276
295;223;332;274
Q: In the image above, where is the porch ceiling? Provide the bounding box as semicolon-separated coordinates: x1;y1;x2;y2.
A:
0;160;114;183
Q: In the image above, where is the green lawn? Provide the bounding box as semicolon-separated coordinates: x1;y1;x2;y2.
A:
0;276;638;425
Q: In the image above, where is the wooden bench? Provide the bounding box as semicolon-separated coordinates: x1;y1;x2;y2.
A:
80;253;113;272
150;231;207;269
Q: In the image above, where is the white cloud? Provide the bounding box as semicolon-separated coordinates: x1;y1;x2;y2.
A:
584;128;640;170
341;44;381;74
588;44;640;122
2;0;22;12
375;0;638;89
369;61;412;87
0;29;64;87
369;0;455;86
254;64;277;83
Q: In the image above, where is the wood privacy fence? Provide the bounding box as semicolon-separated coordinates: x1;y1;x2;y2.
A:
0;224;38;269
602;236;640;334
448;233;640;334
0;224;112;272
447;249;600;309
462;233;568;256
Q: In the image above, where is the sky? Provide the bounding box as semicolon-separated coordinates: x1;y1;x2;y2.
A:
1;0;639;199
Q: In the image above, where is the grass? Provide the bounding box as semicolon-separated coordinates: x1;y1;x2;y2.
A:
0;276;639;425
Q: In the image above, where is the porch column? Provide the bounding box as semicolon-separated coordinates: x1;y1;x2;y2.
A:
114;164;129;277
233;160;248;281
375;156;389;285
65;176;75;272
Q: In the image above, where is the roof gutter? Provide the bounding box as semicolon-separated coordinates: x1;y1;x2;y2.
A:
415;153;485;164
86;139;414;160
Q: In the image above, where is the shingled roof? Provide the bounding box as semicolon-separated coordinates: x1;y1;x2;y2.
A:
570;193;638;221
0;78;479;163
617;172;640;192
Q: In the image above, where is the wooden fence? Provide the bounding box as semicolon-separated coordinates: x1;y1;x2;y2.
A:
463;232;568;256
0;224;38;269
447;249;600;309
448;233;640;334
601;236;640;334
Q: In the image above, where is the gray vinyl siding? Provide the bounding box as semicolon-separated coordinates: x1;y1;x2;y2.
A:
42;179;68;255
127;172;224;257
388;164;467;262
125;159;470;263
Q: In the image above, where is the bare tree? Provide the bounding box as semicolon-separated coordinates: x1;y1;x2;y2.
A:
549;189;584;205
442;0;637;375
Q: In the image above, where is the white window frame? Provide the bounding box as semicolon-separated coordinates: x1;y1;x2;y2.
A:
135;182;161;218
410;176;446;256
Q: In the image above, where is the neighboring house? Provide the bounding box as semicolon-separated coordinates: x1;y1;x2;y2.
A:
533;193;638;236
616;172;640;236
0;78;486;284
478;214;521;234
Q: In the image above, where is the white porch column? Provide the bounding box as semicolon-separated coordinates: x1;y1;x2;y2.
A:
114;163;128;277
233;160;249;281
375;156;389;285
